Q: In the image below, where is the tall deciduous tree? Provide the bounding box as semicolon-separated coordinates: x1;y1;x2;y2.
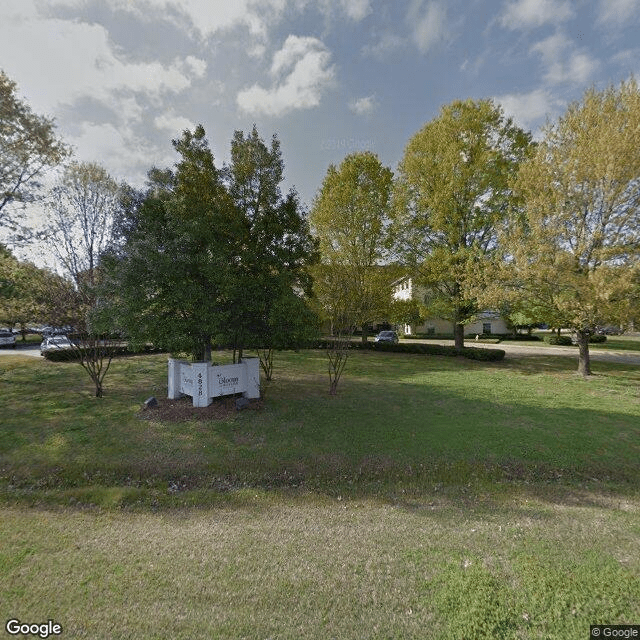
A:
47;161;120;291
391;99;532;348
0;70;68;233
310;152;394;343
502;79;640;376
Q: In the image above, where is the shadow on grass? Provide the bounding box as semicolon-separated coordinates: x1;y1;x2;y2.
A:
1;350;639;511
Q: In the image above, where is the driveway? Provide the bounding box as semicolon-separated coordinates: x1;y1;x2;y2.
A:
407;339;640;366
0;343;42;358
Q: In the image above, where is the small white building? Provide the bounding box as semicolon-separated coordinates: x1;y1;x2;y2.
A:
392;277;509;336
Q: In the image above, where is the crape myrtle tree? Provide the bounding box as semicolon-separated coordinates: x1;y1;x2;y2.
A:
391;99;533;348
0;70;68;236
500;79;640;377
40;161;123;397
42;274;118;398
311;262;358;395
103;125;318;369
310;152;394;344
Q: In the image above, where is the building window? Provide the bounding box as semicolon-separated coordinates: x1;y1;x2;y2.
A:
483;322;491;334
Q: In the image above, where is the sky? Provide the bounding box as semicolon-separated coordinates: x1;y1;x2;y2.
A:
1;0;640;229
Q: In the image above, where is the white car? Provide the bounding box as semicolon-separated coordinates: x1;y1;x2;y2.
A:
0;330;16;348
40;335;73;355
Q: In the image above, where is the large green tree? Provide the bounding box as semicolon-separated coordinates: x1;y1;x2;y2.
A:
0;70;68;234
310;152;394;343
104;125;318;367
222;125;318;364
103;126;239;362
391;99;532;348
501;79;640;376
0;245;54;333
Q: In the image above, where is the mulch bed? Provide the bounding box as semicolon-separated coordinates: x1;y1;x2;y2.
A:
138;395;262;422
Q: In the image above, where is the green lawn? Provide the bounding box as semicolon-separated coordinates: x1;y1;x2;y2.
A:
1;349;639;638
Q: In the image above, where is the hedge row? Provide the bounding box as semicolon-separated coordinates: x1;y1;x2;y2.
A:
499;333;543;342
544;334;608;346
314;340;505;362
43;344;161;362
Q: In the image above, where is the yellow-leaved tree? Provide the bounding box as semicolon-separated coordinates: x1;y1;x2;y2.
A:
503;79;640;376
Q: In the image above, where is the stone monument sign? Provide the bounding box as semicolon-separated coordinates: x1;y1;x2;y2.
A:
168;358;260;407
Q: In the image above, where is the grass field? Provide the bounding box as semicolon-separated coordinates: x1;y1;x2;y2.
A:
1;349;639;638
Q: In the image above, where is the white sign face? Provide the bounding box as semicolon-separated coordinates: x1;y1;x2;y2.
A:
211;363;246;397
168;358;260;407
180;373;194;395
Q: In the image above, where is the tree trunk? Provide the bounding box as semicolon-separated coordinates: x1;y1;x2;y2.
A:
454;323;465;349
575;329;592;378
361;326;368;344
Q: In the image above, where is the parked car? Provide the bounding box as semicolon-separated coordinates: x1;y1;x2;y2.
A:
374;330;399;344
40;335;73;355
0;330;16;348
596;326;621;335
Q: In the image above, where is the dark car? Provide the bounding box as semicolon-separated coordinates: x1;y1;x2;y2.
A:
0;330;16;348
374;330;399;344
596;326;621;335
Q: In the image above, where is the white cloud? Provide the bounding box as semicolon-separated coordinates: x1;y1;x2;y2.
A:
407;1;450;54
531;33;600;85
271;35;324;75
348;95;377;116
69;122;167;182
500;0;574;30
154;112;196;134
237;35;335;116
596;0;640;26
495;88;562;131
184;56;208;78
0;7;205;114
45;0;290;40
340;0;372;21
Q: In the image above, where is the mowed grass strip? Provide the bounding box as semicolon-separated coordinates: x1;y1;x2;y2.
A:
1;493;639;639
1;350;640;638
1;349;639;501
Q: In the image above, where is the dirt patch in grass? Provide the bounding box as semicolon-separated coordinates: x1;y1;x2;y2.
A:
138;395;263;422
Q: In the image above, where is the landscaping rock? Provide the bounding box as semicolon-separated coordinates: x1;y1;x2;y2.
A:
235;397;250;411
144;396;158;409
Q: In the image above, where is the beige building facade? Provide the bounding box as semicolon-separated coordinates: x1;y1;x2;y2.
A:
393;277;509;336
